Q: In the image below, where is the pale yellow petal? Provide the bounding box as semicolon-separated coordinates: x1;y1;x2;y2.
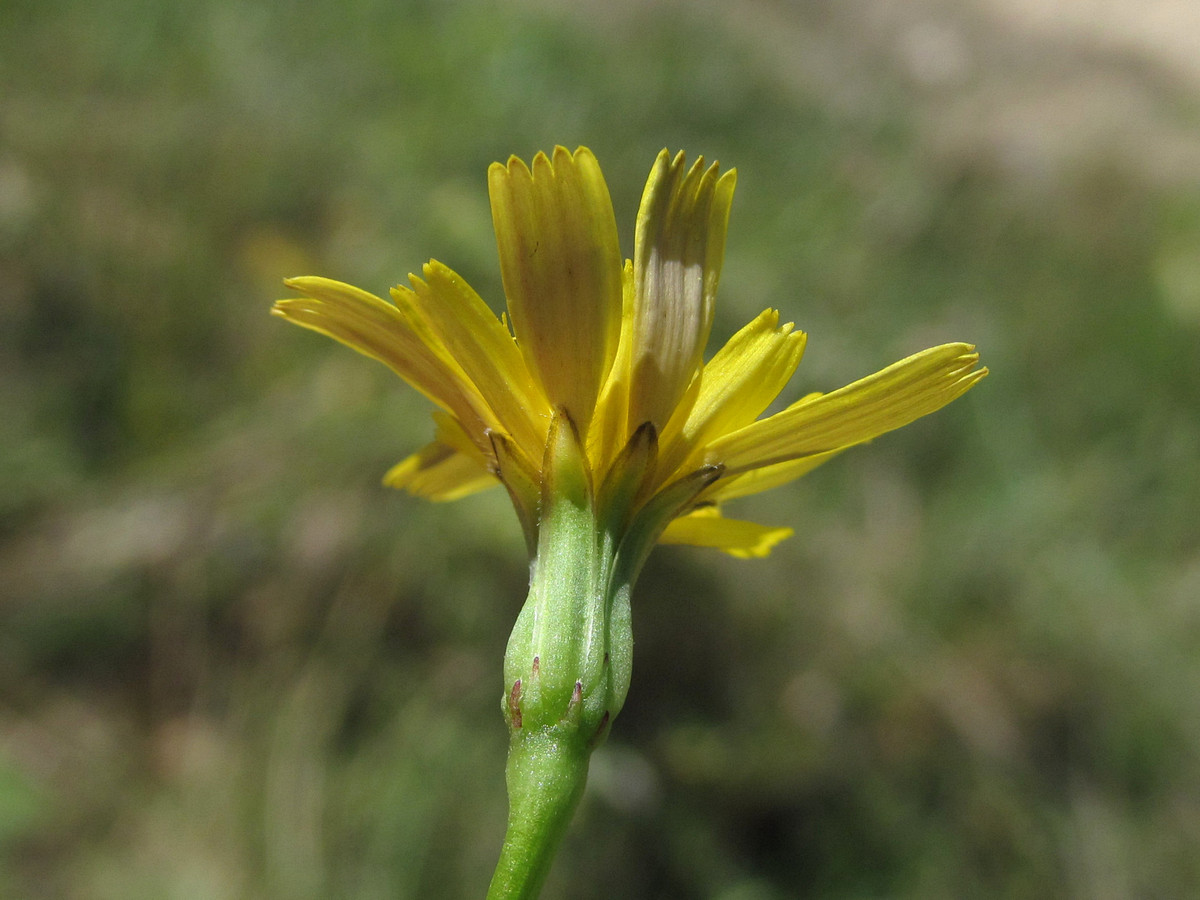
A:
628;150;736;431
488;146;622;431
706;343;987;474
383;441;497;501
658;507;794;558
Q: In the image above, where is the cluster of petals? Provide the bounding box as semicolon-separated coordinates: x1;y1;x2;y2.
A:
275;147;986;557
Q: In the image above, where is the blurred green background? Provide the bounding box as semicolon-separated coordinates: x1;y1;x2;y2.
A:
3;0;1199;897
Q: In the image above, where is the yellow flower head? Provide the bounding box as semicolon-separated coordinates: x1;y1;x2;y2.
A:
274;147;986;558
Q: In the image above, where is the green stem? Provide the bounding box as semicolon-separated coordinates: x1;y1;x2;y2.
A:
482;413;719;896
486;728;590;900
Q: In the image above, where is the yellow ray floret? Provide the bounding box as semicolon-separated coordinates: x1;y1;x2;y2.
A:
489;147;623;434
627;150;736;433
705;343;985;474
658;506;794;559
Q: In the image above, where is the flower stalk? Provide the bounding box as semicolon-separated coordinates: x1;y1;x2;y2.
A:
488;414;622;898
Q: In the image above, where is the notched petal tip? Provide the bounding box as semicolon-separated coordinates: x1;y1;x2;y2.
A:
497;154;532;177
281;274;376;299
491;146;598;185
281;275;318;291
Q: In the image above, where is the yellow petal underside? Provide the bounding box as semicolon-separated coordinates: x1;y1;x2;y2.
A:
384;411;497;500
628;150;736;432
706;343;987;474
658;506;794;558
488;146;622;432
398;261;548;461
